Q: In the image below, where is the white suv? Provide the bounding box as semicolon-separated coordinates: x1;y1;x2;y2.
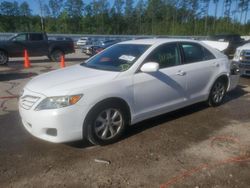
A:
19;39;239;145
233;43;250;76
76;37;89;46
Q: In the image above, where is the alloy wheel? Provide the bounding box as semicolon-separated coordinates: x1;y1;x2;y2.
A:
212;82;225;103
94;108;123;140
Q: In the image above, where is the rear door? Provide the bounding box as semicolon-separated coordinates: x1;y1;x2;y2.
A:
26;33;48;56
178;42;219;102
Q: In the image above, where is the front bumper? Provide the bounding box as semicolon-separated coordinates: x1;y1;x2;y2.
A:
19;89;88;143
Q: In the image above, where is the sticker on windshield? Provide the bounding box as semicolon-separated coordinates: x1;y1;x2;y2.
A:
119;55;135;62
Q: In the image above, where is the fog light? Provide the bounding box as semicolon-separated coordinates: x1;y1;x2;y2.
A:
46;128;57;136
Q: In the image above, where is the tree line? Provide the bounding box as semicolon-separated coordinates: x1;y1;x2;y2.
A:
0;0;249;35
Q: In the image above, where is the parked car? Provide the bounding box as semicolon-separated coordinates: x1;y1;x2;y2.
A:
76;37;90;47
91;40;121;55
82;40;120;56
19;39;239;145
81;40;101;55
233;42;250;76
0;32;75;64
207;34;246;58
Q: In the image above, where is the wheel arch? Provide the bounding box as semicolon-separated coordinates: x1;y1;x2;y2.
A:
208;74;230;97
0;48;9;56
49;46;65;54
85;97;132;124
216;74;229;90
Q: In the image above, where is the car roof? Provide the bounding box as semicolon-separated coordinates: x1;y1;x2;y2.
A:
120;38;200;45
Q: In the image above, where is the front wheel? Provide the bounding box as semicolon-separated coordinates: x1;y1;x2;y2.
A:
208;79;227;107
0;51;8;65
85;103;128;145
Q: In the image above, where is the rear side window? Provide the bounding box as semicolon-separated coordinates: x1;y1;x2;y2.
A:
180;43;215;64
145;43;180;69
29;34;44;41
203;47;215;60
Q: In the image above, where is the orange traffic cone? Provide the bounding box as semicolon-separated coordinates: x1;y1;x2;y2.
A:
24;49;30;68
60;55;65;68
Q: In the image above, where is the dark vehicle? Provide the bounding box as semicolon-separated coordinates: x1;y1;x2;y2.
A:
82;40;120;56
0;32;75;65
91;40;121;55
208;34;246;58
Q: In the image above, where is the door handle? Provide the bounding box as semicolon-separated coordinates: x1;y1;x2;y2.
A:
176;70;186;76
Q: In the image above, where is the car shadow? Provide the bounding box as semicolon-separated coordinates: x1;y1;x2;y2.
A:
66;140;93;148
124;102;209;140
0;72;38;81
224;85;249;103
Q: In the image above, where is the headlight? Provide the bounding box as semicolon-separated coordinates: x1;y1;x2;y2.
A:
35;94;83;111
239;51;244;60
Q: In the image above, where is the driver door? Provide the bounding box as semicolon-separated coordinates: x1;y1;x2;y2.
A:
133;43;188;121
8;33;27;57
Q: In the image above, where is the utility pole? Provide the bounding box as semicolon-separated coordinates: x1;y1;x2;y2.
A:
38;0;45;32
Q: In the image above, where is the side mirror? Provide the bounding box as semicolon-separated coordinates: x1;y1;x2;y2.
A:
140;62;159;73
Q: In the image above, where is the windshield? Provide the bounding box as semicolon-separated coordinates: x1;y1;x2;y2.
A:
81;44;150;72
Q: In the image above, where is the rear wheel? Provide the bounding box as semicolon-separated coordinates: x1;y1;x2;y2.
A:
50;49;63;62
0;51;8;65
208;79;227;107
85;103;128;145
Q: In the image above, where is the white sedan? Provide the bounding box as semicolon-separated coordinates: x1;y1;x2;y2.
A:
19;39;239;145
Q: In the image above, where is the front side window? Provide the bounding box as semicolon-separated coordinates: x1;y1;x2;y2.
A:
81;44;150;72
12;34;27;41
180;43;215;63
145;43;180;69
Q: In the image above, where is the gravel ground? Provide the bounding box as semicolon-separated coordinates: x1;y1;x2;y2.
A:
0;51;250;188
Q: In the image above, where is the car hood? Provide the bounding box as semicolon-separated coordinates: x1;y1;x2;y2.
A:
237;42;250;50
26;64;120;96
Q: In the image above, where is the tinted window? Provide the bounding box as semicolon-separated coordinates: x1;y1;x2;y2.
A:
145;43;180;68
181;43;215;63
81;44;150;72
29;34;44;41
13;34;27;41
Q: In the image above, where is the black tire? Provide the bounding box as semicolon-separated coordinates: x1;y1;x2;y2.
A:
208;79;227;107
84;102;128;145
50;49;64;62
0;50;8;65
47;55;52;61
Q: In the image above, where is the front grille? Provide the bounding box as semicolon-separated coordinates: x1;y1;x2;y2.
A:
245;51;250;56
241;50;250;62
20;95;40;110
